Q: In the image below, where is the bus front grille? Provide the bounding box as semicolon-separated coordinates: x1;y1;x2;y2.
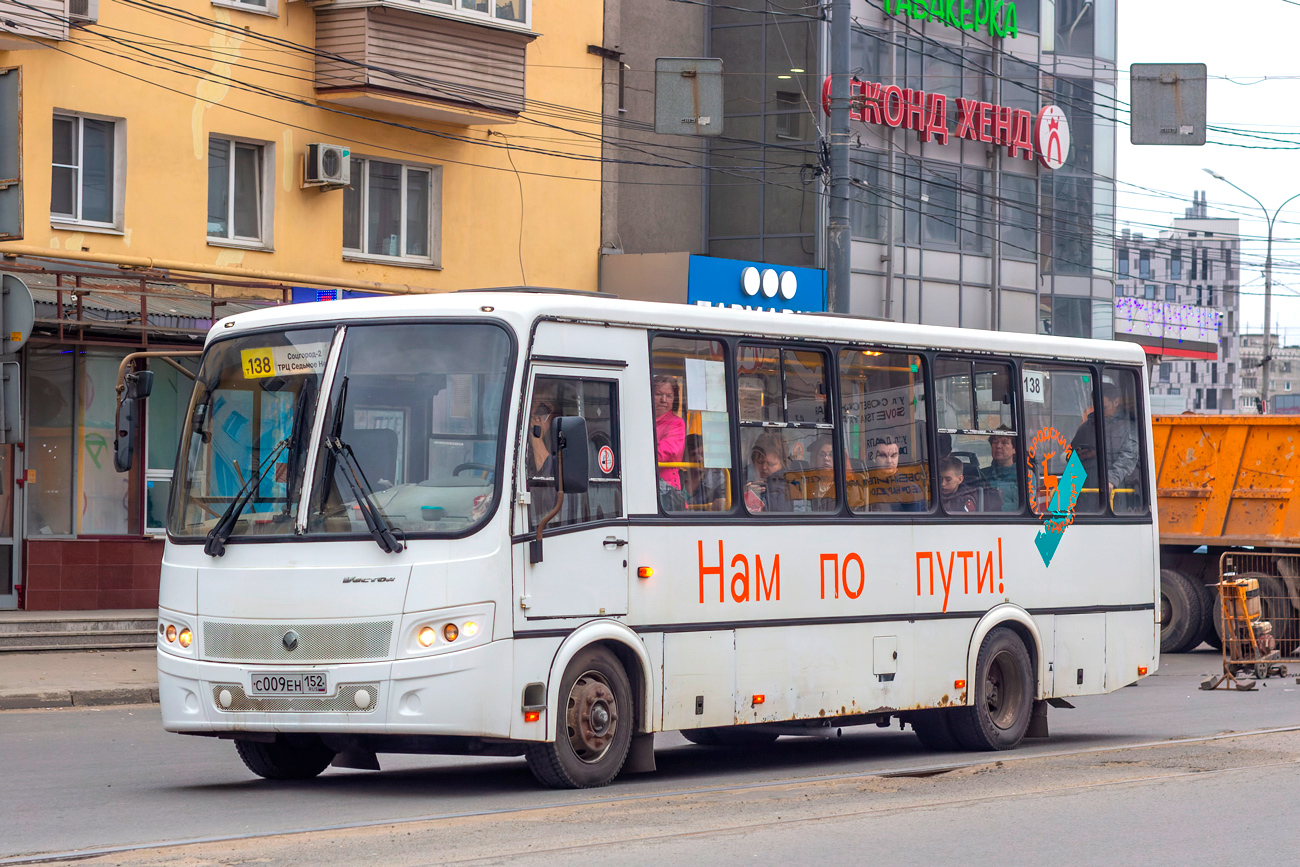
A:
202;620;393;662
211;683;380;713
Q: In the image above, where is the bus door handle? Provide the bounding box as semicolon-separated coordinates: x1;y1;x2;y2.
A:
603;536;628;548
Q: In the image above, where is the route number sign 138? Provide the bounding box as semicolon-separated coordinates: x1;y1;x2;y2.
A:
1022;369;1045;403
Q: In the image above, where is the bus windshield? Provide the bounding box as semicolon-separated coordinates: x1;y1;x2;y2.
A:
170;321;513;543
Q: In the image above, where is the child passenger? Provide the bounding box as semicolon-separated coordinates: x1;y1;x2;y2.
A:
939;455;979;513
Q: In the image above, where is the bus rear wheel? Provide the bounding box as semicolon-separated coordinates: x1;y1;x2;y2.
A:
234;735;335;780
525;647;633;789
952;628;1034;751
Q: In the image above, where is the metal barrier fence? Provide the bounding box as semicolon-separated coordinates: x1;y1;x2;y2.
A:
1203;552;1300;690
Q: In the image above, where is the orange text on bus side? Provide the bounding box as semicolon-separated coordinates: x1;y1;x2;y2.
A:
819;552;867;600
915;538;1004;613
697;540;780;603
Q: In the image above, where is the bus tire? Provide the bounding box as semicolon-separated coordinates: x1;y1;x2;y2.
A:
952;627;1034;751
234;735;335;780
525;647;633;789
1160;568;1204;654
909;709;962;751
681;726;778;747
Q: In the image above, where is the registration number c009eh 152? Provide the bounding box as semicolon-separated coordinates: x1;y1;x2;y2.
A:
249;673;328;696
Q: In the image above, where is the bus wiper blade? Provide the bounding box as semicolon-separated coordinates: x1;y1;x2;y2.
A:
325;436;405;554
204;438;289;557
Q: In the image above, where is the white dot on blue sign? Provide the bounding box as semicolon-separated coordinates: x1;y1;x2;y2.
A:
761;269;778;298
740;266;760;296
779;271;797;300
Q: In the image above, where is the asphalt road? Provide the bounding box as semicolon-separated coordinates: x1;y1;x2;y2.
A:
4;648;1299;864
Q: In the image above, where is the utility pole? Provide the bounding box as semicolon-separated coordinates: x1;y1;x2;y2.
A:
1204;169;1300;414
826;0;851;314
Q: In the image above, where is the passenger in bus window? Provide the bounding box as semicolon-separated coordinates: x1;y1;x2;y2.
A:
653;375;686;490
744;431;791;513
868;440;923;512
526;393;558;522
1100;383;1139;495
1070;420;1101;512
982;430;1020;511
807;435;838;511
940;456;979;513
683;434;728;511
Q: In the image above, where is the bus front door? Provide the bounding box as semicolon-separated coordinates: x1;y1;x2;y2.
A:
516;367;629;620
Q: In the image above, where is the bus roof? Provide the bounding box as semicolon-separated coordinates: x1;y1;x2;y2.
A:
211;288;1149;366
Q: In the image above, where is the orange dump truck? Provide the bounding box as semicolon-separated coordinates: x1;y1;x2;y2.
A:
1154;415;1300;652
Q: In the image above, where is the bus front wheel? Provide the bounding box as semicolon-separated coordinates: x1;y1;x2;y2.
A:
234;735;335;780
952;627;1034;751
526;647;634;789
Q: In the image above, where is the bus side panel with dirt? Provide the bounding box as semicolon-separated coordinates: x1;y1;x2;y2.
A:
147;291;1158;789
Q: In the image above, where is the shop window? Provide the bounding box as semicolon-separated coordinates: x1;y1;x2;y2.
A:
26;350;75;536
343;157;441;266
145;359;199;534
1102;368;1147;514
839;349;929;514
79;351;138;535
651;336;733;515
207;136;273;248
51;113;122;229
935;358;1020;514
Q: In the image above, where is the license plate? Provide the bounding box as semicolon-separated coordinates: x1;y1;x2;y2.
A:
249;673;328;696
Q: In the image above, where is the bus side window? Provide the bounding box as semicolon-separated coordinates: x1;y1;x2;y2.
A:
838;349;930;514
934;357;1021;514
1022;364;1103;515
1101;367;1147;515
650;336;733;515
524;376;623;530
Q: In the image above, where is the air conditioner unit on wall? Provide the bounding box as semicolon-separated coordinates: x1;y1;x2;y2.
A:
303;143;351;189
67;0;98;24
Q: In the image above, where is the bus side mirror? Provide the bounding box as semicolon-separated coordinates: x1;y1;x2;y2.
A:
124;370;154;400
554;416;589;495
113;397;136;473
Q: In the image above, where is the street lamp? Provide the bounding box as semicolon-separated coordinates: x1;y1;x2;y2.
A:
1203;168;1300;413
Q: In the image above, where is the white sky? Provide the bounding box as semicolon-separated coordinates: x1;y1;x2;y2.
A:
1116;0;1300;345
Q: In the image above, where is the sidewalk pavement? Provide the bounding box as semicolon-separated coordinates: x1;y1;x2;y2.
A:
0;648;158;710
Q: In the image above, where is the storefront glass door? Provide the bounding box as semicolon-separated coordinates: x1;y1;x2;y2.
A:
0;445;18;609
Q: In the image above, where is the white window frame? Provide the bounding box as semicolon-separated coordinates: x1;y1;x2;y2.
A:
206;134;275;251
343;157;442;269
401;0;532;32
210;0;278;18
51;111;126;234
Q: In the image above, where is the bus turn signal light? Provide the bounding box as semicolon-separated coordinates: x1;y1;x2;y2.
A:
443;623;459;642
524;710;540;723
165;624;176;643
637;567;653;579
178;628;192;648
954;679;966;690
752;694;765;705
1138;666;1148;676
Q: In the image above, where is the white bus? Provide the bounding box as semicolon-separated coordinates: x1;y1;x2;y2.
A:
141;289;1158;788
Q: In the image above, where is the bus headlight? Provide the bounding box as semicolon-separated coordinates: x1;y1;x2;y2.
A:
403;605;494;656
418;626;437;648
462;621;479;638
178;628;193;648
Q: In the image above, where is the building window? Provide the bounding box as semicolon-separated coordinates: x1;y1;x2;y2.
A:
51;113;121;228
1196;286;1203;306
1166;284;1176;302
212;0;278;16
1117;249;1129;276
1145;285;1156;300
1207;389;1217;410
343;158;441;266
1212;363;1218;384
1159;363;1170;383
207;136;272;247
1171;250;1182;280
1139;250;1150;279
1225;248;1233;272
1207;287;1214;306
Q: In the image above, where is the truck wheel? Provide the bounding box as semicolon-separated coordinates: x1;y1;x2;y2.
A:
234;735;335;780
951;628;1034;751
681;727;778;746
909;709;962;751
1160;569;1204;654
525;647;633;789
1257;575;1299;655
1197;580;1220;650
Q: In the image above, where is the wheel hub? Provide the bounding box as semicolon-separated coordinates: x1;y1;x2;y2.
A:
566;671;619;764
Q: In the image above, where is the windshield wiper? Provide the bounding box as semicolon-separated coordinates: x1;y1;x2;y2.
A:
319;376;404;554
324;436;405;554
204;438;290;557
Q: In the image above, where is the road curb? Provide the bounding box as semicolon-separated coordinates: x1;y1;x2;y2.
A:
0;685;159;710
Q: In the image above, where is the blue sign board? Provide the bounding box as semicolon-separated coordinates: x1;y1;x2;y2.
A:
289;287;371;304
685;255;826;313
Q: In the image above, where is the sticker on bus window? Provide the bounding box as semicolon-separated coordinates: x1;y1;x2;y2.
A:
241;342;330;379
1022;369;1045;403
598;445;615;474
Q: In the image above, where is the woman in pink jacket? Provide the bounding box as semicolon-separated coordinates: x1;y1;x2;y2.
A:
653;375;685;490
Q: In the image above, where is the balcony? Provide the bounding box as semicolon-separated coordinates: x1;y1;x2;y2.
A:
312;2;535;126
0;0;70;49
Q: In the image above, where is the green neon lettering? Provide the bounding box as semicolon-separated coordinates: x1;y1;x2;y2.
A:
1004;1;1018;37
960;0;973;28
989;0;1003;35
945;0;959;25
975;0;988;28
895;0;912;18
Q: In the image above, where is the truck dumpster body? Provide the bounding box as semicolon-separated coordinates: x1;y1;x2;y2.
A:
1154;415;1300;652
